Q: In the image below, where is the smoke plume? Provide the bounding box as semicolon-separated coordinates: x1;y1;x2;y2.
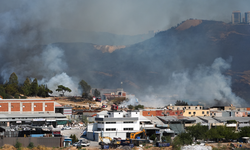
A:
140;58;245;107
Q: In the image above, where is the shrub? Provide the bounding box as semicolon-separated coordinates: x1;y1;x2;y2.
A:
27;142;34;149
15;141;22;150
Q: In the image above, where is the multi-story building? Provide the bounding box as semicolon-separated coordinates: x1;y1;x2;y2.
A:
0;98;68;127
245;12;250;24
167;105;203;110
183;109;210;117
232;11;241;24
87;110;140;140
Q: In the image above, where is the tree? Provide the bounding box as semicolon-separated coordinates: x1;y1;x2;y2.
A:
30;78;39;96
94;89;100;97
56;85;71;96
9;72;18;85
128;105;134;110
186;123;208;140
240;126;250;137
38;84;53;97
79;80;91;98
134;104;144;110
22;77;31;96
175;100;188;106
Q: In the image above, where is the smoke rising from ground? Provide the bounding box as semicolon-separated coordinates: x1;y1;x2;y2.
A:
141;58;245;107
0;1;249;105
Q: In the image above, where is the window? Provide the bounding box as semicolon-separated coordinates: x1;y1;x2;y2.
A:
175;112;177;115
167;112;169;115
200;107;201;109
23;106;25;108
207;111;209;114
0;105;1;107
123;128;133;131
214;113;216;115
210;113;212;116
97;128;103;131
177;107;179;110
104;115;108;118
98;122;104;124
189;112;191;114
193;112;196;115
172;107;174;109
34;105;36;107
123;121;133;123
106;122;116;124
45;105;47;107
180;112;182;114
148;112;150;115
162;112;164;115
195;107;197;109
106;128;116;131
202;111;204;114
188;107;190;109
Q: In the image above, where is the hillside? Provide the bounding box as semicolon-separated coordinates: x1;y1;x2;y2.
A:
2;19;250;106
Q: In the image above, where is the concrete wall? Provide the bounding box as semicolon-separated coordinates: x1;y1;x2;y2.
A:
0;137;63;147
183;110;210;117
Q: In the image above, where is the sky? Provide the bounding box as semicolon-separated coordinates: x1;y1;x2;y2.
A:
0;0;250;35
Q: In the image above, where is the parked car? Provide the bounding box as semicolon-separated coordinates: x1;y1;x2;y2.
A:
73;142;78;146
102;105;107;108
77;141;90;147
63;126;71;130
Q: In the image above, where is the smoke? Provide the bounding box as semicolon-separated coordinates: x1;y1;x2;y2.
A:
40;73;80;96
119;95;139;108
141;58;245;107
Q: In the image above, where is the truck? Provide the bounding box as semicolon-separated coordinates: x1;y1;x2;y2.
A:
111;104;118;110
96;97;101;102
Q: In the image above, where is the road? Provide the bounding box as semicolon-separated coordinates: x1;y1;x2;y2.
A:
61;127;100;149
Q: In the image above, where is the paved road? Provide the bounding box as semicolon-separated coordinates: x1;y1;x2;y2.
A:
61;127;100;148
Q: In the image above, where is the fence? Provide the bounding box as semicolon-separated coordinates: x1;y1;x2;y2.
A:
0;137;63;147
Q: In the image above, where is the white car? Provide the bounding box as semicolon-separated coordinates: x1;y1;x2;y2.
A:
77;142;90;147
63;126;71;130
72;142;78;146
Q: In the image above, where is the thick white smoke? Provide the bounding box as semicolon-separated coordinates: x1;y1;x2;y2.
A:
42;72;79;96
141;58;244;107
38;45;80;96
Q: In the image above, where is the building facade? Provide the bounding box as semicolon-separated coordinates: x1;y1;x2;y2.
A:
232;11;241;24
0;98;54;114
87;110;140;140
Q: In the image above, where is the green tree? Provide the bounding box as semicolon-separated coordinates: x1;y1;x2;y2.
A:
128;105;134;110
161;136;171;143
56;85;71;96
175;100;188;106
38;84;53;97
172;133;192;150
240;126;250;137
9;72;18;85
5;84;18;96
30;78;39;96
79;80;91;98
134;104;144;110
94;89;100;97
22;77;31;96
186;123;208;140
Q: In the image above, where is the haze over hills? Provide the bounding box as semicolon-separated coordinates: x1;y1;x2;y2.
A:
2;19;250;107
42;29;154;46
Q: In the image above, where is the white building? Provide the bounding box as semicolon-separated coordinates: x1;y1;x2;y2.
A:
87;110;140;141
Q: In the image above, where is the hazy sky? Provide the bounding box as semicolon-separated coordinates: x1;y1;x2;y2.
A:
1;0;250;35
